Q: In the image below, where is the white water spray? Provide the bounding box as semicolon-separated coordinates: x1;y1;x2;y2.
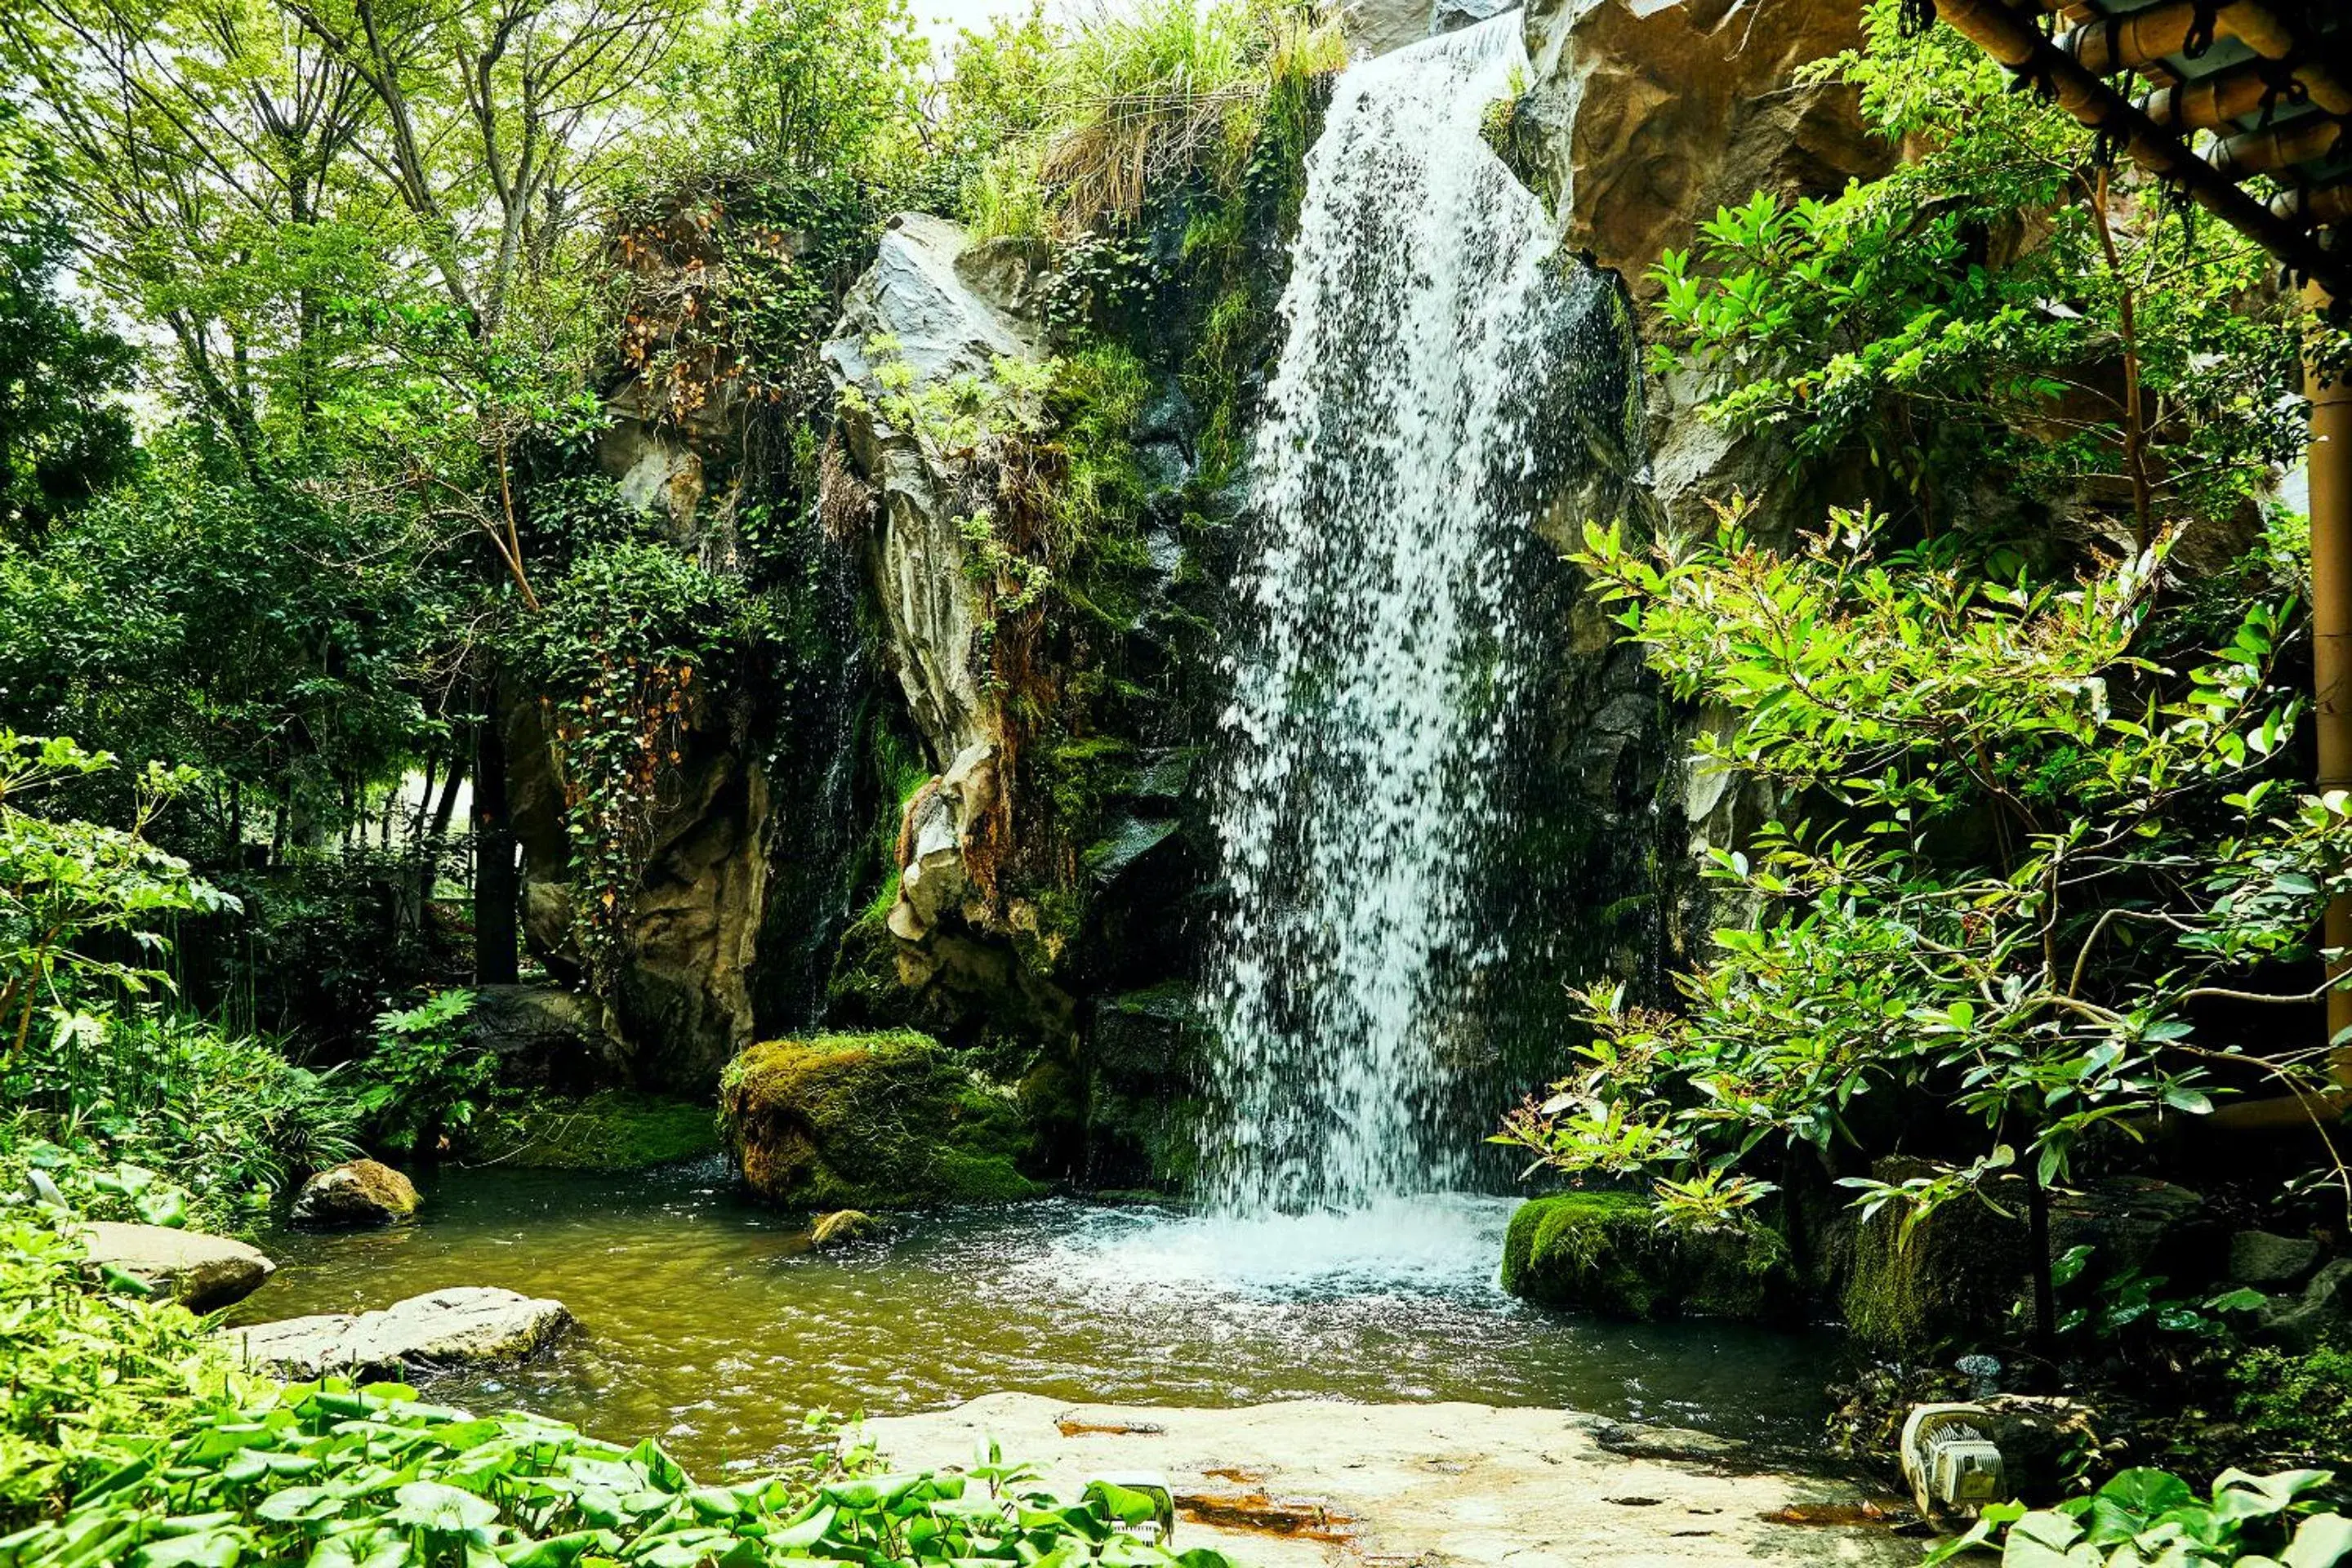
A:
1204;15;1568;1216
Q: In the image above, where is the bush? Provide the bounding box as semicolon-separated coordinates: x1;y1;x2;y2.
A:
0;1218;241;1526
1928;1465;2352;1567
2233;1344;2352;1469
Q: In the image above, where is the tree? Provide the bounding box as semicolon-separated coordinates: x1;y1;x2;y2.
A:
0;101;138;536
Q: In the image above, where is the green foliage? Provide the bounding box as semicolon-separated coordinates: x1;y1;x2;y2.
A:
942;0;1343;241
1496;510;2347;1326
1928;1465;2352;1567
0;734;229;1051
0;1218;240;1526
1650;0;2309;541
1499;1191;1793;1321
2232;1344;2352;1469
344;990;488;1159
0;1373;1232;1568
2;1013;359;1227
508;541;759;994
0;99;136;537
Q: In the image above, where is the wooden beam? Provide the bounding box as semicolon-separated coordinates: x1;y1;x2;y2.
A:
1929;0;2351;296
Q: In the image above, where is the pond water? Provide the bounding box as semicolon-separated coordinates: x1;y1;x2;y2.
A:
229;1161;1844;1478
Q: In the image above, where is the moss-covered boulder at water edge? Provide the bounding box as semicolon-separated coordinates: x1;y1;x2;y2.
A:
719;1031;1045;1210
1500;1192;1798;1321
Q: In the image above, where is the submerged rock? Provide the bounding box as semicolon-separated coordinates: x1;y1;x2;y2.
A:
292;1159;421;1227
78;1221;274;1311
811;1209;880;1250
864;1392;1910;1566
1501;1192;1797;1321
719;1031;1045;1210
221;1286;572;1380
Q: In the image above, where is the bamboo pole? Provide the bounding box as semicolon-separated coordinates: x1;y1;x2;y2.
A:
2310;292;2352;1070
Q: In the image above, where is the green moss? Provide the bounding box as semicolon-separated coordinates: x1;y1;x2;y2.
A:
1501;1192;1797;1322
471;1092;721;1171
2230;1341;2352;1465
1840;1183;2029;1355
718;1031;1047;1211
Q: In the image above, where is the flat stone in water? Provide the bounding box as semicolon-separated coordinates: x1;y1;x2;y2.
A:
864;1392;1913;1567
221;1285;572;1380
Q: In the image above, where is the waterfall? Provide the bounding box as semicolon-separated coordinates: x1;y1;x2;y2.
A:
1202;14;1572;1216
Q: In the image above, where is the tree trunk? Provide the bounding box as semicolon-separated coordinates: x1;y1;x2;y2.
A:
474;681;520;987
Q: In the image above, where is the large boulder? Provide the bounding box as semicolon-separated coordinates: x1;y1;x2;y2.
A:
292;1160;420;1227
221;1286;573;1381
1516;0;1887;305
78;1222;274;1312
1500;1192;1798;1321
719;1031;1045;1210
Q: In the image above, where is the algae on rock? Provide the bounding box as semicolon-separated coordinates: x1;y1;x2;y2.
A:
719;1031;1046;1209
1500;1192;1797;1322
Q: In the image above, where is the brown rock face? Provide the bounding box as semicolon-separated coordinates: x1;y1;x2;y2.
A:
1519;0;1888;303
292;1159;421;1227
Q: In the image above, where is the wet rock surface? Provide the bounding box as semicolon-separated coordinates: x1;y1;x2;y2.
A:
78;1221;274;1311
220;1285;573;1380
292;1159;421;1227
866;1392;1911;1566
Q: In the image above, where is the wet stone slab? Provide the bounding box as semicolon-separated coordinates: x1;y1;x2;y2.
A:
864;1392;1916;1568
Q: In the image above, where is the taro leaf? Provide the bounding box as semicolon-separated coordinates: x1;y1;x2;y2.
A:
496;1530;620;1568
1176;1553;1233;1568
389;1481;498;1535
618;1441;688;1494
684;1489;740;1521
766;1505;836;1549
257;1486;347;1524
2084;1472;2196;1541
2000;1508;2095;1568
304;1530;413;1568
131;1530;248;1568
2284;1513;2352;1568
2213;1470;2336;1521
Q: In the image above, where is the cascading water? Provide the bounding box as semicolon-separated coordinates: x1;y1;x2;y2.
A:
1202;14;1575;1218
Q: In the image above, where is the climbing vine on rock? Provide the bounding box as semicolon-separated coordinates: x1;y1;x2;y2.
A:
509;541;758;996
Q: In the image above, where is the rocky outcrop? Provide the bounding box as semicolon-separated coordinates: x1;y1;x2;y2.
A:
469;983;619;1089
292;1159;420;1227
824;212;1043;773
78;1222;274;1311
222;1286;573;1381
1517;0;1886;305
719;1031;1045;1209
864;1392;1911;1566
1501;1193;1798;1321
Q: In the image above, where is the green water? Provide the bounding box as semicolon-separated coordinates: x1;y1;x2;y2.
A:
229;1162;1842;1477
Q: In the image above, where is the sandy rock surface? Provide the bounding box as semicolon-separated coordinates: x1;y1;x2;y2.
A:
864;1392;1913;1567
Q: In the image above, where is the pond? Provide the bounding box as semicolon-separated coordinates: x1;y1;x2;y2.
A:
229;1161;1845;1478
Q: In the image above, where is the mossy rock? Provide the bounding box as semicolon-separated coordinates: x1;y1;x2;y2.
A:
1840;1175;2030;1356
472;1092;720;1172
1500;1192;1797;1322
718;1031;1046;1211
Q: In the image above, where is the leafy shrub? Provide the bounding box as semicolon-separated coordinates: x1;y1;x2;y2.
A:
1929;1466;2352;1567
343;989;490;1159
1497;511;2345;1345
0;1377;1237;1567
0;1218;240;1526
2233;1345;2352;1469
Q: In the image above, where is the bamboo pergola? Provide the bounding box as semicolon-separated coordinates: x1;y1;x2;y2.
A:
1921;0;2352;1075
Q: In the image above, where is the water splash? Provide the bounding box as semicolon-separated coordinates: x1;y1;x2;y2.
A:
1203;15;1570;1215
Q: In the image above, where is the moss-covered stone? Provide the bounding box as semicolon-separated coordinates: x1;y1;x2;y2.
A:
1500;1192;1798;1322
472;1092;721;1171
1840;1179;2030;1356
718;1031;1047;1210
